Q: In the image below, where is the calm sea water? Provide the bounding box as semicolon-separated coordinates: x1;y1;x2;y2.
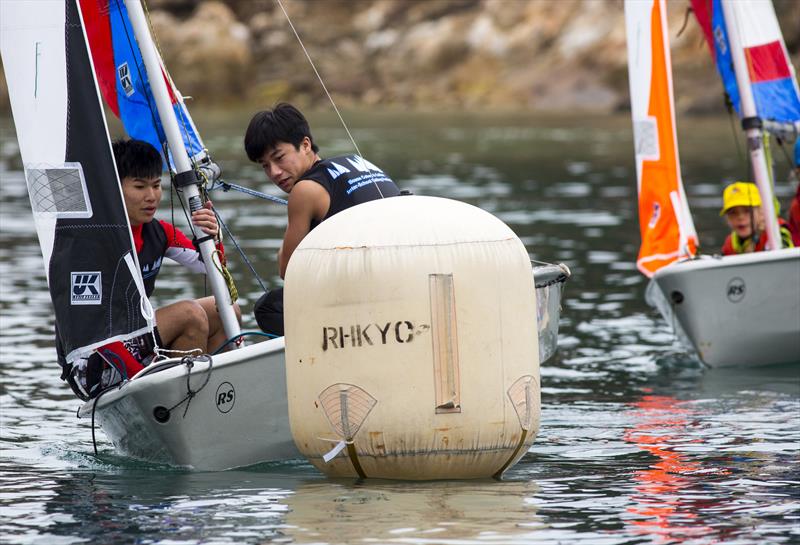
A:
1;110;798;545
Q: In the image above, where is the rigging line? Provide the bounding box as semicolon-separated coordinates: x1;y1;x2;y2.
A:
209;180;288;205
212;331;280;355
275;0;386;199
171;179;211;297
216;210;269;293
725;96;746;169
140;0;198;165
775;136;797;173
168;165;184;248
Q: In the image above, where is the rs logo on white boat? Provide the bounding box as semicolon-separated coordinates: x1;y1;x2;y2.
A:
726;277;745;303
216;382;235;413
70;272;101;305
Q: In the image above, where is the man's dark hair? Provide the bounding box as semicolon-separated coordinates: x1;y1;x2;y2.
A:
112;138;163;180
244;103;319;162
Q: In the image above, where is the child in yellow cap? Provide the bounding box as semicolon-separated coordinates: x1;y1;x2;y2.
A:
720;182;793;255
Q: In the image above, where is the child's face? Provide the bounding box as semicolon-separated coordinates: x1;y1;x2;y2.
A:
725;206;764;239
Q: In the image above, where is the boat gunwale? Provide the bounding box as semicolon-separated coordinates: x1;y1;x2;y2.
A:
653;247;800;279
79;267;571;418
77;336;286;417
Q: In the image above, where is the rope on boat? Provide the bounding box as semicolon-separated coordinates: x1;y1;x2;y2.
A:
212;331;280;355
214;211;270;294
87;383;124;456
152;345;202;364
164;354;214;419
207;179;288;205
530;260;571;289
212;246;239;303
84;354;214;455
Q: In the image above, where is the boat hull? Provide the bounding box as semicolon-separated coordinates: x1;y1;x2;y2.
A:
79;338;300;470
79;264;570;471
647;248;800;367
533;263;570;364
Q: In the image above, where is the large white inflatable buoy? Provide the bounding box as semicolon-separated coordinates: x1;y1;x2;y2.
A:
284;195;540;480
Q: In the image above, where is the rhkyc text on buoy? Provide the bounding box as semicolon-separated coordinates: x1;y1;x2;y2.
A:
322;321;431;350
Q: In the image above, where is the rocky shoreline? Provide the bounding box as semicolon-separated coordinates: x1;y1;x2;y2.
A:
1;0;798;114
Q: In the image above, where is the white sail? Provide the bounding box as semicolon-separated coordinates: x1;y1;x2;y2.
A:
1;0;152;362
2;1;68;273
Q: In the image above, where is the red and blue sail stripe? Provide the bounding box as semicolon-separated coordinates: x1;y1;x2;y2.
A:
691;0;800;126
79;0;204;169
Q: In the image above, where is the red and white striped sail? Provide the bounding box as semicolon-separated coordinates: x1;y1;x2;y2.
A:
624;0;698;277
691;0;800;130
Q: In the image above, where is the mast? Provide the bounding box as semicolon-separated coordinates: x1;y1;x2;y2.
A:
123;0;241;340
720;0;782;250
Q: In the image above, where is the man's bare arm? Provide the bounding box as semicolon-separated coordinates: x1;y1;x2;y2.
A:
279;180;329;278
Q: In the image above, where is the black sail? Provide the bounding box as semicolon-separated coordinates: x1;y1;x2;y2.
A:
49;0;150;362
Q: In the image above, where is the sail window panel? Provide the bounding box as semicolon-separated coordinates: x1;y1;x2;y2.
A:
24;162;93;218
633;118;659;161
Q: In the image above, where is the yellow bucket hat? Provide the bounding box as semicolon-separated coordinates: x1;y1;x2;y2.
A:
720;181;761;215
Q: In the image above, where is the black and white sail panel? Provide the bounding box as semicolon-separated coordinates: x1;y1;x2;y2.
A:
0;0;152;363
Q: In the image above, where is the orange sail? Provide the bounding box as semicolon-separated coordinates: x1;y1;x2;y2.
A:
625;0;698;277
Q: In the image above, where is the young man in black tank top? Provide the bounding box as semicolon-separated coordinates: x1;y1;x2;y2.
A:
244;103;400;336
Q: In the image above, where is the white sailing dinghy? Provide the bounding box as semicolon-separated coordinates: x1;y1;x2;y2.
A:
624;0;800;368
0;0;300;469
2;0;569;470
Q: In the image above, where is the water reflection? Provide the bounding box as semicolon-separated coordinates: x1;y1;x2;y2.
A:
621;375;800;544
284;478;541;544
1;112;799;544
624;395;717;543
34;467;304;544
28;467;542;545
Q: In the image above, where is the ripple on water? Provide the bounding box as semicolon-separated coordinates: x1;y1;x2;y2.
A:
1;113;798;545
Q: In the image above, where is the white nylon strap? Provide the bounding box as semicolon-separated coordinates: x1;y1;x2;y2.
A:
322;440;348;463
124;253;155;328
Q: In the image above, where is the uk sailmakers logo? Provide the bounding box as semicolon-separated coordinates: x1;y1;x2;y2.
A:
117;63;135;97
71;272;102;305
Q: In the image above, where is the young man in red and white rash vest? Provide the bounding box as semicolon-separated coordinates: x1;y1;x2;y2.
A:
59;139;240;399
244;103;401;336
